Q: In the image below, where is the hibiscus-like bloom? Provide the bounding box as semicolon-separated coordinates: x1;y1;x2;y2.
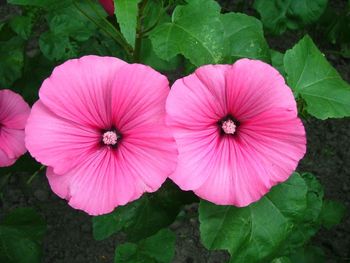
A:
0;89;30;167
166;59;306;206
99;0;114;16
25;55;177;215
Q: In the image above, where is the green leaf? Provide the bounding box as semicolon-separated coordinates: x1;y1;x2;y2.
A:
271;50;286;77
140;38;180;71
289;246;325;263
284;35;350;119
114;229;176;263
221;13;270;62
0;208;46;263
39;32;77;61
199;173;308;263
150;0;225;66
93;181;196;242
114;0;141;48
0;36;24;87
319;200;346;229
9;16;33;40
253;0;328;35
7;0;56;7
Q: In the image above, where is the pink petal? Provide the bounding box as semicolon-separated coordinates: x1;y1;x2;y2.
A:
39;55;127;129
0;148;16;167
99;0;114;16
0;127;26;161
0;89;30;129
25;101;100;175
167;59;306;206
166;65;230;131
225;59;297;121
47;128;177;215
109;63;170;132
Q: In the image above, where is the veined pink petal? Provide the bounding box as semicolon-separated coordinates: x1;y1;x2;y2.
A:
99;0;114;16
0;89;30;129
166;59;306;206
109;63;170;132
0;89;30;167
225;59;297;121
25;101;100;175
39;55;126;129
26;55;177;215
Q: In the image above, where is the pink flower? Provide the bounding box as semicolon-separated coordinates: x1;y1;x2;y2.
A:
25;55;177;215
99;0;114;16
0;89;30;167
166;59;306;206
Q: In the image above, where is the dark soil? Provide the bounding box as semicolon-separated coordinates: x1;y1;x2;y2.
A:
1;0;350;263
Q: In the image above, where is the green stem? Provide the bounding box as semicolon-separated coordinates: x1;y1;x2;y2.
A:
133;0;148;62
27;165;45;185
73;0;133;58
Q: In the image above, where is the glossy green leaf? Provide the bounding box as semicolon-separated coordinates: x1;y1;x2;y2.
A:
221;12;270;62
93;181;196;242
114;0;141;48
199;173;308;263
289;246;325;263
7;0;56;7
0;208;46;263
114;229;176;263
254;0;328;35
9;16;33;40
140;38;180;71
150;0;225;66
271;50;286;77
0;36;24;87
284;35;350;119
319;200;346;229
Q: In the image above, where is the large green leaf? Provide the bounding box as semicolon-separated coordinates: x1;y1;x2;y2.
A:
114;229;176;263
0;208;46;263
0;36;24;87
254;0;328;35
149;0;225;66
114;0;141;48
93;181;196;242
221;13;270;62
199;173;308;263
284;35;350;119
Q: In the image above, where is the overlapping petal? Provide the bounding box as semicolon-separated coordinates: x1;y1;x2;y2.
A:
25;55;177;215
0;89;30;167
166;59;306;206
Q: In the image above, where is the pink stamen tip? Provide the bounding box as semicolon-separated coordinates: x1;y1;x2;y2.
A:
222;119;236;134
102;131;118;145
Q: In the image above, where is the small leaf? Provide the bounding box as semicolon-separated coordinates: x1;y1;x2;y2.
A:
114;229;176;263
150;0;225;66
271;50;286;77
221;12;270;62
114;0;141;48
253;0;328;35
0;36;24;87
284;35;350;119
319;200;346;229
199;173;308;263
9;16;33;40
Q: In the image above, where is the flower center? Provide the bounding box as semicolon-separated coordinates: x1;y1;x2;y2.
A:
102;131;118;146
221;119;236;135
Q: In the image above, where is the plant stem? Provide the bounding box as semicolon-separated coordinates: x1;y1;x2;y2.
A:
133;0;148;62
27;165;45;185
73;0;133;58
